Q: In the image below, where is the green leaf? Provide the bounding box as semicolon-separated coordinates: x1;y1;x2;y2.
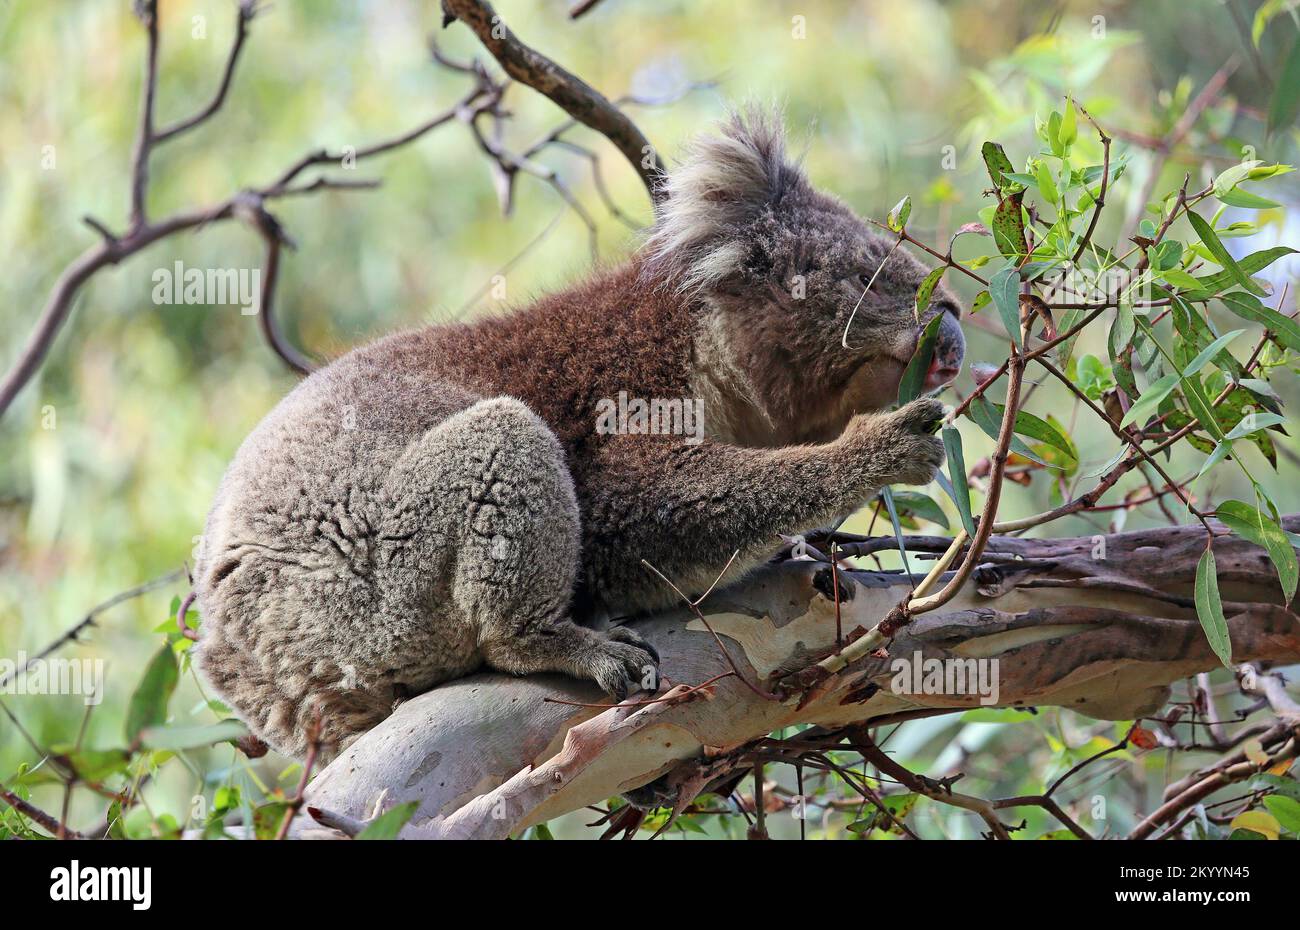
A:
1194;548;1233;668
992;194;1028;259
1159;267;1204;290
1252;774;1300;801
1034;161;1059;203
252;802;291;840
1188;212;1267;297
57;748;130;782
1119;372;1179;428
106;799;127;840
981;141;1016;189
1047;110;1064;156
1254;0;1289;46
982;403;1076;459
880;486;916;581
357;801;420;840
1247;162;1295;180
125;644;179;745
1110;301;1135;355
1268;34;1300;135
1221;292;1300;353
1082;445;1128;479
1224;412;1285;440
139;719;250;751
1181;329;1245;379
887;196;912;232
1074;352;1114;399
897;312;944;405
1181;375;1227;442
1181;246;1296;301
887;490;949;530
942;426;976;535
915;266;945;317
989;266;1022;346
968;397;1049;466
1060;97;1078;148
1148;240;1183;272
1195;440;1233;481
1264;796;1300;834
1218;187;1281;210
1215;500;1298;603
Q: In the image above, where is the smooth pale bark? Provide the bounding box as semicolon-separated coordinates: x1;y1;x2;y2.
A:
296;518;1300;838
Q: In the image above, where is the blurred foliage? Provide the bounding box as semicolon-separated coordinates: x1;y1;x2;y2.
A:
1;0;1298;839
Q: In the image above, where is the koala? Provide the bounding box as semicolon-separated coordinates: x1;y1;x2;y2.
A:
193;110;966;761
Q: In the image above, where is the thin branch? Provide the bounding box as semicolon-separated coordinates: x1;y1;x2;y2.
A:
234;194;315;374
153;0;261;143
0;569;186;692
441;0;666;202
0;789;89;839
128;0;161;228
1069;101;1111;264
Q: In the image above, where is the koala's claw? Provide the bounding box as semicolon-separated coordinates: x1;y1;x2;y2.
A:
586;630;660;702
608;624;659;662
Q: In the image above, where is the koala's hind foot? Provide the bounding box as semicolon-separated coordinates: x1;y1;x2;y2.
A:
392;397;660;703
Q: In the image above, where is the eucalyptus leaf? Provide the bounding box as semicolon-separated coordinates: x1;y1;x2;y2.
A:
1188;212;1267;297
1119;372;1179;428
125;644;179;745
1221;292;1300;353
897;312;944;405
942;426;976;535
1194;548;1233;668
989;266;1022;346
1215;499;1298;602
887;196;912;232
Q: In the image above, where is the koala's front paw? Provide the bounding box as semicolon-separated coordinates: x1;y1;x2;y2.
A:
584;626;660;702
848;397;947;487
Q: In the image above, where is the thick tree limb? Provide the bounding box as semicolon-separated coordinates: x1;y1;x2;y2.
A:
296;517;1300;839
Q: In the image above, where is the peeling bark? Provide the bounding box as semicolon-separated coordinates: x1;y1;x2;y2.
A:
297;518;1300;839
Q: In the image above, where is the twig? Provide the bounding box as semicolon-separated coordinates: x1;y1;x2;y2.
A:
0;568;186;692
153;0;261;143
0;789;89;839
441;0;666;202
641;552;773;700
276;714;322;840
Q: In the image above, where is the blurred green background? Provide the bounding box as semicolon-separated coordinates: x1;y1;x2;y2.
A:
1;0;1297;838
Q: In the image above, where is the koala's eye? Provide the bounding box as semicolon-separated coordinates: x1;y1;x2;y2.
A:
856;272;873;289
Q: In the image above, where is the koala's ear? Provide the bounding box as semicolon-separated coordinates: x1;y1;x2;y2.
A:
642;106;806;292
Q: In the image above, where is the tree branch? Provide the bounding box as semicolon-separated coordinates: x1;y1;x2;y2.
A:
295;518;1300;839
440;0;666;202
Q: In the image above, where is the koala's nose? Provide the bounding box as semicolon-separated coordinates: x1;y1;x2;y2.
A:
923;309;965;390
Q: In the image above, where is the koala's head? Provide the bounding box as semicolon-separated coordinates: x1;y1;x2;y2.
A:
641;108;965;444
